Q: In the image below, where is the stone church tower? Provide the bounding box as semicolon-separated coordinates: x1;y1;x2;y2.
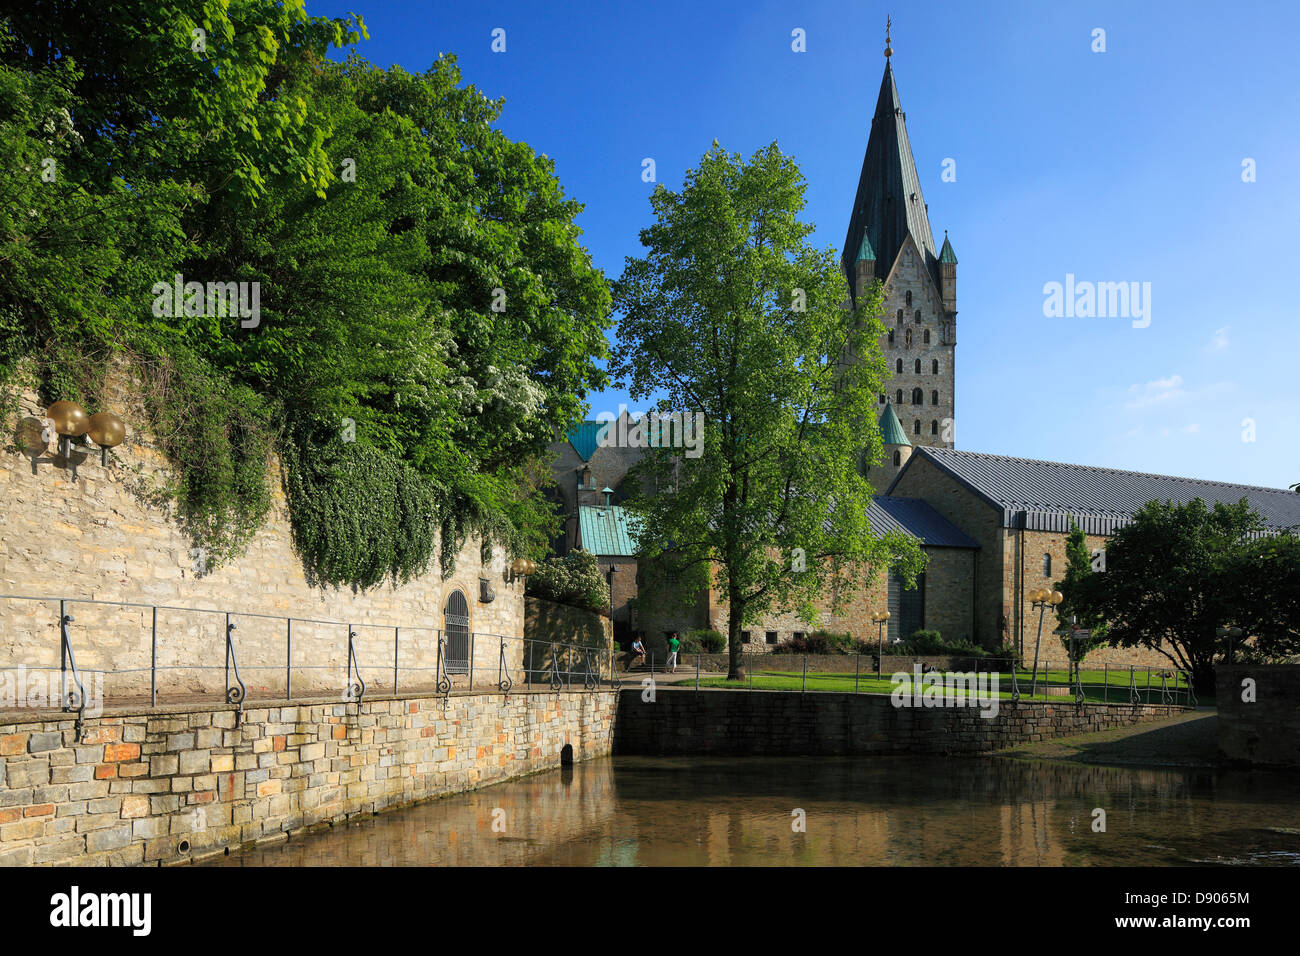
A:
843;30;957;456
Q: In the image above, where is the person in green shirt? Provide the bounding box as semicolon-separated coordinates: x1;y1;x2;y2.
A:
666;632;681;673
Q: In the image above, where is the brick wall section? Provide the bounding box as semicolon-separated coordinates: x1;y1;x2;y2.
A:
614;689;1183;757
0;690;616;866
1;387;524;700
1216;665;1300;767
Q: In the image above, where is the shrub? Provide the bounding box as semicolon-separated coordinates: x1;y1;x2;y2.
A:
526;549;609;613
688;629;726;653
773;630;856;655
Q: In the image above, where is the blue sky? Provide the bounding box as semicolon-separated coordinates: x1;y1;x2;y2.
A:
316;0;1300;490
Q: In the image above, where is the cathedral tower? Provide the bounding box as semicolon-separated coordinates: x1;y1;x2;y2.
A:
844;28;957;453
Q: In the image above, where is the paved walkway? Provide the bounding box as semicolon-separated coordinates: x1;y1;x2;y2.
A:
996;709;1223;768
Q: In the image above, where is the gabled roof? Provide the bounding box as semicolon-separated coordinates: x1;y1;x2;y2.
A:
577;504;642;557
891;446;1300;535
564;421;604;461
878;402;910;446
841;60;939;301
866;496;979;549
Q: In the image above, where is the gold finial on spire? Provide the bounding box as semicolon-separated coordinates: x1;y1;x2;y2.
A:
884;16;893;60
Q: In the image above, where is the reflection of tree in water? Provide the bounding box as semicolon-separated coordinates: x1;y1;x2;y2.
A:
206;755;1300;867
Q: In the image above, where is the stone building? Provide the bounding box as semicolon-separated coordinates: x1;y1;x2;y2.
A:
543;41;1300;668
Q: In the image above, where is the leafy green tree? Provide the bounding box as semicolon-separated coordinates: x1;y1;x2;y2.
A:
1054;521;1107;661
611;143;924;680
1070;497;1290;693
1225;531;1300;662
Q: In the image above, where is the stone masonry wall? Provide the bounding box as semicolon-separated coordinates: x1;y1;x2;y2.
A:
0;689;617;866
1216;664;1300;767
1;385;524;702
615;688;1182;757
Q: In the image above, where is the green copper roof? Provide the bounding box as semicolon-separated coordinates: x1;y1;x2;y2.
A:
565;421;603;460
577;504;642;557
940;232;957;264
855;233;875;262
879;402;910;446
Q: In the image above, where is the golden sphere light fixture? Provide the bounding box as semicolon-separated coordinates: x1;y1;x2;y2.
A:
46;401;89;437
14;416;47;457
88;411;126;465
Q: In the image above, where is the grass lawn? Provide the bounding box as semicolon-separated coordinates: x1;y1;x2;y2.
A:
686;666;1200;705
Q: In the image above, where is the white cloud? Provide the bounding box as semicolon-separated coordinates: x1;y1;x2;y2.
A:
1125;374;1185;409
1210;326;1230;351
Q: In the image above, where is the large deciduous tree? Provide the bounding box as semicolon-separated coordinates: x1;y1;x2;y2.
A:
1070;497;1300;693
611;143;923;680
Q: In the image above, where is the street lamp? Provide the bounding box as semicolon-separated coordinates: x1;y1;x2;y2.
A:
1028;588;1063;697
16;402;126;478
1216;625;1243;665
871;609;891;676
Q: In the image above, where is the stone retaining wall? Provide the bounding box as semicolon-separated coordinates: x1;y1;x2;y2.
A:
614;688;1182;756
1217;664;1300;767
0;689;616;866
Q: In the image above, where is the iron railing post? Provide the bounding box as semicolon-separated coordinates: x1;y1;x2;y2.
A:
855;652;860;694
468;630;475;689
394;627;400;695
150;605;157;707
286;618;293;701
802;654;807;694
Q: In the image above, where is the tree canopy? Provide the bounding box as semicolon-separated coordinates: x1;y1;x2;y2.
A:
611;142;924;679
1;2;611;583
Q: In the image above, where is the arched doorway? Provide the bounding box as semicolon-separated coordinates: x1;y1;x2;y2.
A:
444;590;470;675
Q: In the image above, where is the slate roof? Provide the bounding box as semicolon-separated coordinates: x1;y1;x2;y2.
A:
866;496;979;548
894;446;1300;535
577;504;642;557
841;60;939;300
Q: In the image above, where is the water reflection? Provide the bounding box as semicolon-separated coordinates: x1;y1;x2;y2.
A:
207;756;1300;866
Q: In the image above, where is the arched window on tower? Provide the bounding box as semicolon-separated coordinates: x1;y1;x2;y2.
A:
896;358;903;373
914;358;921;374
911;387;923;405
914;419;921;435
897;309;903;323
905;328;913;348
896;388;904;405
931;359;939;374
879;393;886;404
931;420;938;435
888;329;895;347
915;309;922;324
905;290;912;308
923;329;931;344
893;450;901;466
1042;554;1052;577
931;390;939;405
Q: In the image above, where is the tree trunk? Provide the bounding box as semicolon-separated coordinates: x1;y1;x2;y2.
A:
727;586;746;681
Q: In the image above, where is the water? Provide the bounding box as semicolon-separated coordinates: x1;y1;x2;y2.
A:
205;755;1300;866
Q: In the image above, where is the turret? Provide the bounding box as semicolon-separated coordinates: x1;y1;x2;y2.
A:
869;401;912;491
939;230;957;317
854;234;876;304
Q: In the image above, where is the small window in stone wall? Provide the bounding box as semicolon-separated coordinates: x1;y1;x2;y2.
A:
896;358;903;373
1043;553;1052;576
914;309;921;324
931;420;938;435
793;631;806;642
923;329;930;344
888;329;895;347
765;631;778;645
931;390;939;405
914;358;921;374
893;449;901;466
896;388;904;404
879;393;886;404
932;359;939;374
905;290;912;308
913;419;921;435
742;631;751;644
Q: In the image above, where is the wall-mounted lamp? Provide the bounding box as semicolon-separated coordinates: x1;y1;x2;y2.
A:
15;402;127;478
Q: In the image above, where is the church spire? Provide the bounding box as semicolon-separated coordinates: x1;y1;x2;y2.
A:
841;31;938;303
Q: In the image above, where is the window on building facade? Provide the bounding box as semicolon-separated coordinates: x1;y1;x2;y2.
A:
914;419;921;435
893;450;901;466
914;358;921;374
1043;554;1052;576
905;290;912;308
905;328;913;348
897;309;903;322
931;420;938;435
896;358;903;373
741;631;751;644
896;388;904;404
765;631;778;645
931;390;939;405
912;387;923;405
879;393;886;404
888;329;895;346
932;359;939;374
915;309;921;324
923;329;930;344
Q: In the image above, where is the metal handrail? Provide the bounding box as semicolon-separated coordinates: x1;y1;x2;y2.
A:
345;626;366;704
